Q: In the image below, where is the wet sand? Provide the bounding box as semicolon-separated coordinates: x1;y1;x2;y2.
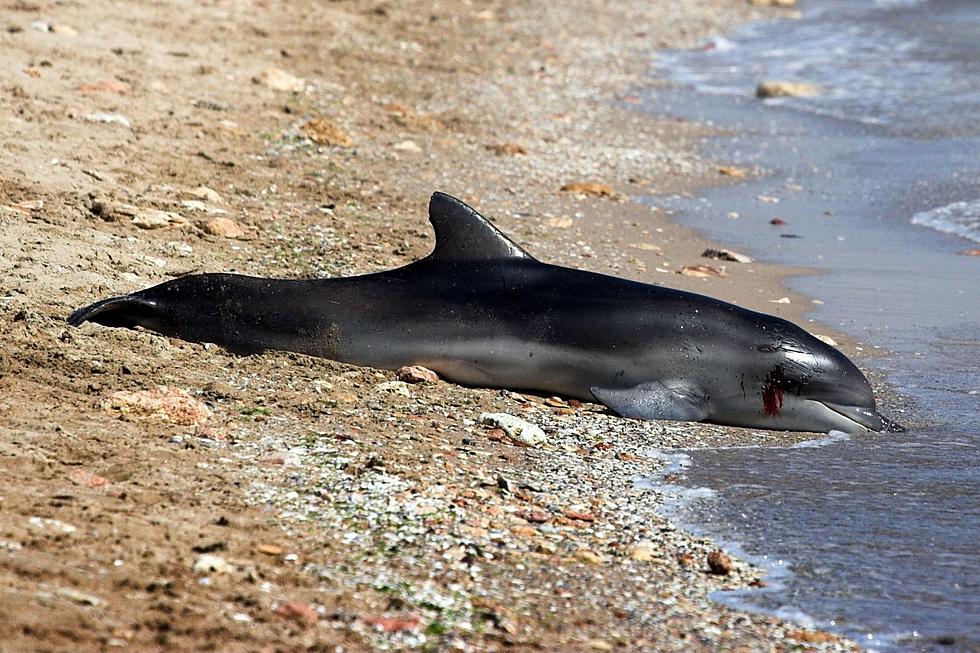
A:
0;1;860;650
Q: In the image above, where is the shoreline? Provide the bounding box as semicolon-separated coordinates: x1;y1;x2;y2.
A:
0;1;863;651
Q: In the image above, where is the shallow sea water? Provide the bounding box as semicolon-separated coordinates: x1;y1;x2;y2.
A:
641;0;979;650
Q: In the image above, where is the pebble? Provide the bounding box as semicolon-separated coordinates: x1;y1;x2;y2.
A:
186;185;224;204
701;248;752;263
132;208;189;230
204;217;245;239
55;587;103;607
679;264;726;278
397;365;439;384
69;469;109;488
273;601;318;626
301;118;353;147
769;297;791;304
630;542;659;562
575;548;604;565
253;67;305;93
79;80;129;95
707;550;732;575
192;554;233;575
756;80;821;98
479;412;547;447
717;165;746;178
560;181;616;198
392;140;422;153
373;380;412;397
361;614;422;633
82;113;132;128
101;386;211;426
256;544;284;556
485;143;527;155
27;516;77;536
787;630;839;644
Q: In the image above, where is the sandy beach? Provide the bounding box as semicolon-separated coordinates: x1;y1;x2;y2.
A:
0;1;861;650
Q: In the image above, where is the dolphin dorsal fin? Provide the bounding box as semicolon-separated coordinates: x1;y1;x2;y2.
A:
426;192;534;263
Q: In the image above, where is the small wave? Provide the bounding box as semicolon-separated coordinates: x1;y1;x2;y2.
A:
789;430;851;449
910;199;980;244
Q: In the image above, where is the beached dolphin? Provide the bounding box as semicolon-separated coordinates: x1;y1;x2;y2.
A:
69;192;897;433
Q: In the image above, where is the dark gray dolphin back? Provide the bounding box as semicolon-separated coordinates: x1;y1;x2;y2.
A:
426;192;533;263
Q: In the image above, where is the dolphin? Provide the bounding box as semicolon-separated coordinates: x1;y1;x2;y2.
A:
68;192;898;433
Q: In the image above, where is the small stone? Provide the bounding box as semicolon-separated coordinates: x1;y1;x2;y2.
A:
373;380;411;397
485;143;527;156
55;587;103;607
960;249;980;257
392;140;422;153
770;297;792;304
479;413;547;447
575;548;603;565
701;248;752;263
814;334;838;347
518;509;550;524
587;640;614;652
717;165;746;178
630;242;662;251
132;208;188;230
707;550;733;575
562;510;596;522
187;186;224;204
787;630;838;644
81;113;131;128
256;544;284;556
560;181;616;198
770;218;786;225
630;543;658;562
676;552;694;566
546;217;574;229
254;67;305;92
102;386;211;425
360;614;422;633
679;265;726;278
756;80;821;98
27;516;76;536
397;365;439;384
536;540;558;555
750;0;796;6
79;80;128;95
15;199;44;212
756;195;780;203
192;554;233;575
273;601;318;626
204;217;244;238
52;24;78;36
69;469;109;488
300;118;353;147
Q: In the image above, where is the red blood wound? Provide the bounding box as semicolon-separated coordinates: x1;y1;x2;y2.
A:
762;367;785;417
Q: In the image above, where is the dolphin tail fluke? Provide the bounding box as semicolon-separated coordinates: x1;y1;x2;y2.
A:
67;295;159;329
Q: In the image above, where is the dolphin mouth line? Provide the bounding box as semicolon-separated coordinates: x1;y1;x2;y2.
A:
819;401;903;433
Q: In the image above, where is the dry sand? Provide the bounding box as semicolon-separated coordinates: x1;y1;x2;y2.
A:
1;1;860;650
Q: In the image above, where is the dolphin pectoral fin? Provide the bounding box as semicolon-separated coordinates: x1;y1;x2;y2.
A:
590;382;709;422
